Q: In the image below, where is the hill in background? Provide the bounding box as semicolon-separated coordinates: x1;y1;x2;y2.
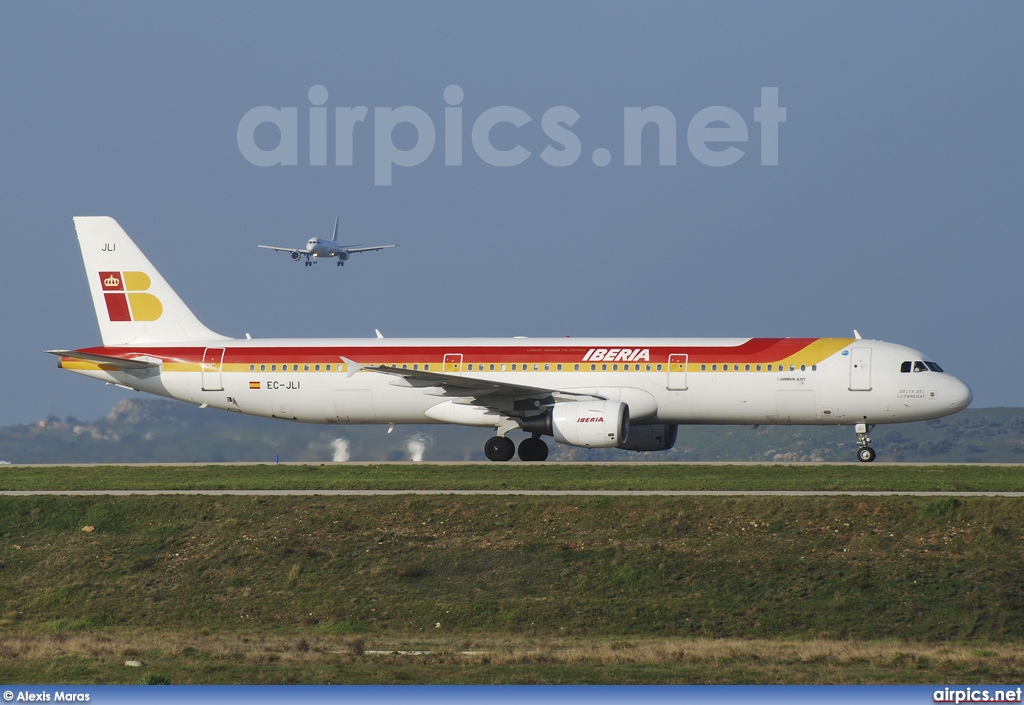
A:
1;398;1022;464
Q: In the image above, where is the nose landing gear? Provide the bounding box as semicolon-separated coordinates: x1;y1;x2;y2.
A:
855;422;876;462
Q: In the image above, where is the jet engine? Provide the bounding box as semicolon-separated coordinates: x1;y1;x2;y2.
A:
618;424;678;452
290;251;301;261
521;400;629;448
338;251;350;262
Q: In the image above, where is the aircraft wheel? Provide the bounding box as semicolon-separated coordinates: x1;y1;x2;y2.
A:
518;437;549;462
484;436;515;462
857;446;876;463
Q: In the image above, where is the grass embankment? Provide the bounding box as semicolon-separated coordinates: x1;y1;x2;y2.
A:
2;493;1024;683
3;462;1024;491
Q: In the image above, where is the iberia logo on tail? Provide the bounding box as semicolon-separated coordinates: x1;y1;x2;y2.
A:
99;271;163;322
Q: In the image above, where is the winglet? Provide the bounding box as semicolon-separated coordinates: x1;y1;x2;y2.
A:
854;329;862;340
375;329;384;339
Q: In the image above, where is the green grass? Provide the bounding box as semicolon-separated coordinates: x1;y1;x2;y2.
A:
3;462;1024;491
3;493;1024;683
5;466;1024;684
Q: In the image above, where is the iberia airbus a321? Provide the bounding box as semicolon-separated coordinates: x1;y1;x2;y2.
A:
50;217;973;462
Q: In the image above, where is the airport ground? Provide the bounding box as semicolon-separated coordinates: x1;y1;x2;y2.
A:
2;463;1024;684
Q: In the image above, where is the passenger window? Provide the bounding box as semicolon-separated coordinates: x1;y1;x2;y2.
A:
573;364;579;371
712;364;717;371
613;364;618;371
756;364;762;371
315;364;321;371
326;364;332;371
800;364;806;372
260;364;266;372
271;364;277;371
656;364;662;371
490;364;495;371
767;364;773;371
646;364;651;371
544;364;549;371
590;364;596;371
424;364;429;371
249;364;255;372
602;364;607;371
744;364;750;371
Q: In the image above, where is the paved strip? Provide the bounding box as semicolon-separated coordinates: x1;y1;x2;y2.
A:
2;489;1024;497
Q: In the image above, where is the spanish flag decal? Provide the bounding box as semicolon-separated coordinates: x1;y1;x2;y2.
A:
249;381;260;390
99;271;163;322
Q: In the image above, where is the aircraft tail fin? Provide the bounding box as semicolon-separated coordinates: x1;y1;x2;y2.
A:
331;217;339;242
72;216;231;346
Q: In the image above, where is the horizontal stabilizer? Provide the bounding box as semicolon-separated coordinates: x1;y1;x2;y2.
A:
46;350;162;370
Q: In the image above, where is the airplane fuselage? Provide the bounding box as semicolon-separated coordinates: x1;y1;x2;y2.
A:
60;336;971;429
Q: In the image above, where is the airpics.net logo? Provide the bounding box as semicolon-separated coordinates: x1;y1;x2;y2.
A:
237;85;786;186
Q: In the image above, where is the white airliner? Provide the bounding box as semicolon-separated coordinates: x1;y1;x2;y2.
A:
51;217;972;462
258;218;396;267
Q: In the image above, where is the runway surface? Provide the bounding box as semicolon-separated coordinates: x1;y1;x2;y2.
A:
3;489;1024;497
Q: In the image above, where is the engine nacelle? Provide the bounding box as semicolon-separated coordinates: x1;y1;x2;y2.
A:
618;424;678;452
290;251;302;261
521;400;629;448
338;251;350;261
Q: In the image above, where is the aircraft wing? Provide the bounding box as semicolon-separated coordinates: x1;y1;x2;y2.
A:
46;350;163;370
258;245;309;254
337;244;397;254
343;357;598;402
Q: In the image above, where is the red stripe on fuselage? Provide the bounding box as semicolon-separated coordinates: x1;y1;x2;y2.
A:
72;339;823;365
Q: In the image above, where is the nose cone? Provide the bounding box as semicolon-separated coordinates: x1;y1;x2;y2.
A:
948;377;973;413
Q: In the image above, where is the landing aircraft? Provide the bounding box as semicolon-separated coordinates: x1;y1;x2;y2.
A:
51;217;972;462
258;218;396;267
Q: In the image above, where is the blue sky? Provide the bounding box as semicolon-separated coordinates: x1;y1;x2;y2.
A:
1;2;1021;426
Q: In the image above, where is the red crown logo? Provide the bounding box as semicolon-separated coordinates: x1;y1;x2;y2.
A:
104;274;120;288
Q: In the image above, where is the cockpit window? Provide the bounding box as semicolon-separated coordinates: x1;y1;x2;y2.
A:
903;360;941;373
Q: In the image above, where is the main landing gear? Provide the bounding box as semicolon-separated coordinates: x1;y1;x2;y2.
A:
855;422;876;462
484;435;549;462
484;436;515;462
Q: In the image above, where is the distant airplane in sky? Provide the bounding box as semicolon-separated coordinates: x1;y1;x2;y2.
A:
51;217;973;463
258;218;396;267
